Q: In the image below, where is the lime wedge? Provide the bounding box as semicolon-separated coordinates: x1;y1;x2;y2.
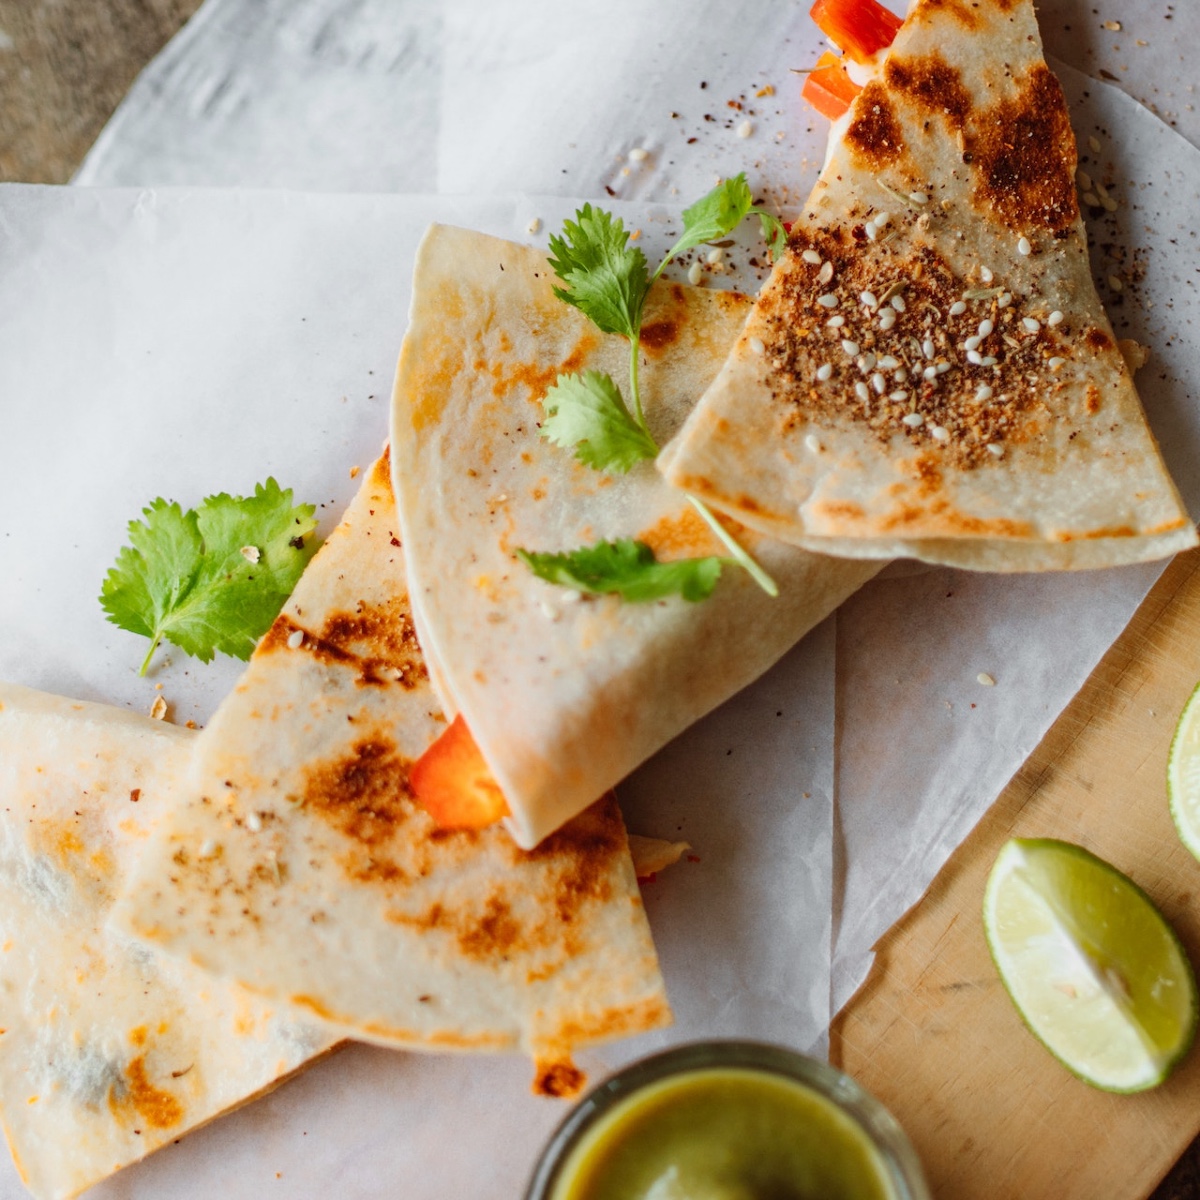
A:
1168;683;1200;860
983;838;1197;1092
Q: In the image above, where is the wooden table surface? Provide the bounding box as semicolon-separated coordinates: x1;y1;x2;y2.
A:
3;2;1199;1196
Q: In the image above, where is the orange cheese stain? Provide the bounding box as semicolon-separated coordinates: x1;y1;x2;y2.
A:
109;1056;185;1130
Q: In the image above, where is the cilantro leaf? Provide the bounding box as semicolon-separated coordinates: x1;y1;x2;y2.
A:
755;209;790;260
540;370;658;473
548;204;651;340
661;174;757;268
100;478;319;675
516;539;723;603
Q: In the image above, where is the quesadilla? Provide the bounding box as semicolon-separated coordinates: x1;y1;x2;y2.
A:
0;683;335;1200
111;454;669;1096
389;225;879;848
658;0;1197;571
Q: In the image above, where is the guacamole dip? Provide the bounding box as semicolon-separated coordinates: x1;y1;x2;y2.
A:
548;1067;897;1200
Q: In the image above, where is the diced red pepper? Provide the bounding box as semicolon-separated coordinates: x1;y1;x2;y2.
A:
801;50;863;121
810;0;903;65
410;713;510;830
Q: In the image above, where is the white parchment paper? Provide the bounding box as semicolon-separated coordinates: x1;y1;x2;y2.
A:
0;186;836;1199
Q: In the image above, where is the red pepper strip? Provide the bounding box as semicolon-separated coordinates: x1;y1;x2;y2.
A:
409;712;510;829
810;0;903;66
801;50;863;121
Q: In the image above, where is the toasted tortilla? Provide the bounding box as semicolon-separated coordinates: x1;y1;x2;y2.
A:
0;683;335;1200
111;455;668;1095
658;0;1197;571
390;226;880;847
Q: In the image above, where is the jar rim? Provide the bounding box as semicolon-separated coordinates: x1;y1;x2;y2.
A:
524;1040;931;1200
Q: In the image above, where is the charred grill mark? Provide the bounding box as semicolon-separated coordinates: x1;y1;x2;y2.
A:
970;65;1079;231
885;53;972;127
844;83;906;168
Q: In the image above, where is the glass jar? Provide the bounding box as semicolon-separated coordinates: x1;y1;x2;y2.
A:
525;1041;931;1200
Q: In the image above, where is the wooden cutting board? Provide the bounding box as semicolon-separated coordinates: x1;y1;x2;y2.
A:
832;545;1200;1199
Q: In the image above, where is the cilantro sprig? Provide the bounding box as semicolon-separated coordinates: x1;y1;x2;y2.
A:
524;174;784;602
100;478;319;675
517;541;723;604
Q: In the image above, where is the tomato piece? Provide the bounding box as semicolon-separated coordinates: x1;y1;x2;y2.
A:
810;0;903;65
410;713;510;830
801;50;862;121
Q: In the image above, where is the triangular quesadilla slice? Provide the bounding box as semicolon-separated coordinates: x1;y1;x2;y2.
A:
0;683;336;1200
659;0;1197;571
389;225;879;848
111;454;668;1096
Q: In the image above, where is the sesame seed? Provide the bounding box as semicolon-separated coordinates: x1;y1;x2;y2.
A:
826;315;846;327
1047;311;1064;327
923;366;938;381
737;120;754;138
1088;135;1102;153
889;389;909;401
980;356;998;366
902;413;925;427
855;381;871;401
1048;356;1067;369
561;589;582;604
1108;274;1124;292
964;336;982;352
922;339;936;359
818;261;834;284
980;266;994;283
893;368;908;383
841;339;860;357
629;147;649;162
240;545;260;564
879;310;897;331
878;355;900;369
1077;170;1093;191
975;384;994;401
858;353;877;372
874;212;892;227
805;434;822;453
1082;191;1100;207
527;217;543;234
986;443;1004;457
977;672;997;687
802;249;822;265
1022;317;1041;333
865;222;878;242
908;191;928;204
967;349;983;364
688;261;704;285
949;301;967;317
749;336;766;354
818;292;839;308
890;295;906;312
1102;197;1118;213
540;599;560;621
246;812;263;833
816;363;834;381
860;290;879;309
930;425;950;441
707;247;724;265
287;629;305;650
199;839;218;859
1017;236;1032;256
997;293;1012;308
872;373;887;394
978;319;994;337
936;360;951;374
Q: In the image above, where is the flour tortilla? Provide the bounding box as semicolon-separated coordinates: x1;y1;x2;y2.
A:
659;0;1197;571
112;455;668;1095
390;226;880;847
0;683;335;1200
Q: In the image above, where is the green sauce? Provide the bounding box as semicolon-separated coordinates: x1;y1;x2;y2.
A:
549;1068;897;1200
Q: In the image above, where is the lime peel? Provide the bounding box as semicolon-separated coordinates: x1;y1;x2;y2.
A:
983;837;1197;1093
1168;681;1200;861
